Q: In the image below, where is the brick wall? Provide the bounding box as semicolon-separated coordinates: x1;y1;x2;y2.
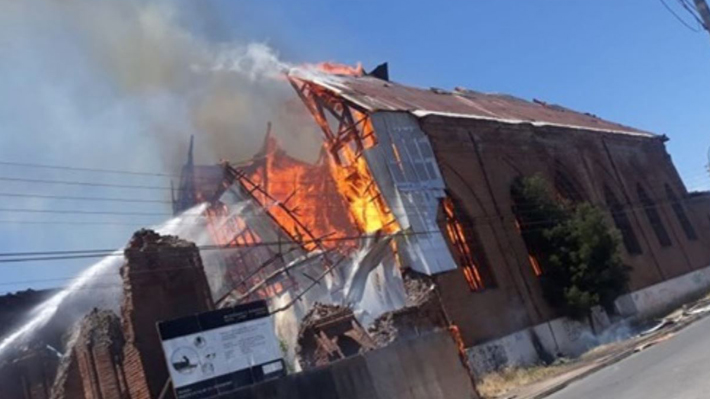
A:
120;229;214;399
0;349;58;399
417;115;710;347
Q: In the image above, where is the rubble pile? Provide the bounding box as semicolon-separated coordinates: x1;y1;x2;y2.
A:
369;271;449;347
296;303;376;370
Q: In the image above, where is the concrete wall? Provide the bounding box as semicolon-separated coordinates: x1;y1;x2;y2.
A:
466;316;596;376
467;264;710;375
615;263;710;318
219;331;479;399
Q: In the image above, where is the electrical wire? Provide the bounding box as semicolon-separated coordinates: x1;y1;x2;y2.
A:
0;176;176;191
661;0;701;31
0;160;179;178
0;192;171;204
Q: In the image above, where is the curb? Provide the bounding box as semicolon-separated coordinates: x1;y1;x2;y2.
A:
525;312;708;399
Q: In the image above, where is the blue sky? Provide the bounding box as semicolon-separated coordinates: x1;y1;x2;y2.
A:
1;0;709;294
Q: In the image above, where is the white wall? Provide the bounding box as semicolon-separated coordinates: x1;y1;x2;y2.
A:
466;316;596;376
615;264;710;318
468;265;710;375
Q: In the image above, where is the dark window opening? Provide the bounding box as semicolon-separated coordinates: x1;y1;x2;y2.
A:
554;169;585;203
441;197;496;291
665;184;698;241
512;216;544;276
510;179;558;276
331;335;361;360
604;186;643;255
637;184;672;247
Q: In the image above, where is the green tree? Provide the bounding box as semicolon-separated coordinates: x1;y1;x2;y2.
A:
512;175;630;319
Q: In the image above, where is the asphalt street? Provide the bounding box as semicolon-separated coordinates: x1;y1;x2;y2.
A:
547;315;710;399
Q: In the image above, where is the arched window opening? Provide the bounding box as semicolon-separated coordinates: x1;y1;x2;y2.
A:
665;184;698;241
510;181;551;276
554;169;585;204
517;217;543;276
637;184;672;247
604;186;643;255
441;197;496;291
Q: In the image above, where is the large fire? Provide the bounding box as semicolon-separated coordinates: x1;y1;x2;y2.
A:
286;70;400;238
245;133;360;251
328;144;398;234
195;62;405;301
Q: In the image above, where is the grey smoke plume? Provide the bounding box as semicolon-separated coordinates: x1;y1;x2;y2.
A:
0;0;328;296
0;0;323;173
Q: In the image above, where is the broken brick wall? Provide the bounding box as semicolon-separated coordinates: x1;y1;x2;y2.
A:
0;349;58;399
50;309;126;399
75;309;126;399
50;348;84;399
120;230;214;399
296;303;375;370
369;271;449;347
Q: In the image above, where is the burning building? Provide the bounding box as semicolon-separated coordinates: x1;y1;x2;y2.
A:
174;63;710;374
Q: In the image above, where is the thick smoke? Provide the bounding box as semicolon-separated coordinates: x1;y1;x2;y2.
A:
0;0;323;173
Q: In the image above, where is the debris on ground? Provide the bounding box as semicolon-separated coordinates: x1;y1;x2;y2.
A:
368;271;448;347
296;303;375;370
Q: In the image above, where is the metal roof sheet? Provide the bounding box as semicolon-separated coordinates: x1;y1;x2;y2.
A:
295;73;656;138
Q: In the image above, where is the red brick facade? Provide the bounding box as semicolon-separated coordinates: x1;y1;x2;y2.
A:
420;116;710;347
120;230;214;399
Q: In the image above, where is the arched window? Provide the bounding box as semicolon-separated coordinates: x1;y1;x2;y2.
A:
441;197;497;291
554;169;585;203
665;184;698;241
637;184;672;247
604;186;642;255
510;178;555;276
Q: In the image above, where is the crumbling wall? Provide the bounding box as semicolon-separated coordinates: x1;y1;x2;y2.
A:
51;309;125;399
120;229;215;399
50;349;84;399
0;348;59;399
296;303;375;370
77;309;126;399
369;271;448;346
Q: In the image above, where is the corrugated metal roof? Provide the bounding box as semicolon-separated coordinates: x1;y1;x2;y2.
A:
294;73;655;138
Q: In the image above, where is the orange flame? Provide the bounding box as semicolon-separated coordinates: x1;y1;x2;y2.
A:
328;144;398;234
247;135;360;251
443;197;484;291
315;62;364;77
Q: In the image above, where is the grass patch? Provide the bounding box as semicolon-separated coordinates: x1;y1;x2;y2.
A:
476;364;570;399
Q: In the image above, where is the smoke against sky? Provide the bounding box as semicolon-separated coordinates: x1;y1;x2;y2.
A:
0;0;322;171
0;0;324;293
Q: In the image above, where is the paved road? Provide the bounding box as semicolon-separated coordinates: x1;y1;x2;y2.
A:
548;315;710;399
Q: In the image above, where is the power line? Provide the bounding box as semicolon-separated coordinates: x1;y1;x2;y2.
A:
0;192;171;204
0;160;178;178
678;0;708;27
0;176;176;191
0;187;705;263
0;188;705;227
0;207;175;217
0;230;419;261
661;0;701;31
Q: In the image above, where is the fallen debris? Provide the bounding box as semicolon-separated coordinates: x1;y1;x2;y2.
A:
296;303;375;369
